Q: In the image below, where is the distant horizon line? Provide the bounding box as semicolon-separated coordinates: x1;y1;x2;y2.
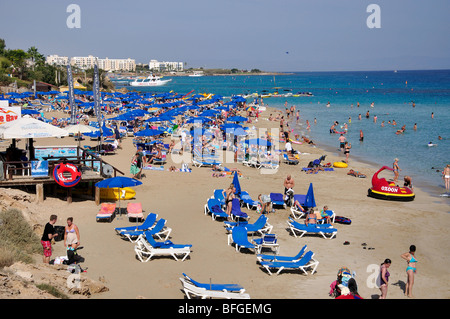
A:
261;68;450;74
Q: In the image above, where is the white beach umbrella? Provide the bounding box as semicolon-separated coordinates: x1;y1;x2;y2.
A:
63;124;98;135
0;117;69;139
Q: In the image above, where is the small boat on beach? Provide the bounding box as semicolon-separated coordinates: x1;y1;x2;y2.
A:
130;74;172;87
367;166;415;201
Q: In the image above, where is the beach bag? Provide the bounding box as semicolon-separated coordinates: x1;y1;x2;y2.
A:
256;203;262;214
54;226;65;242
335;216;352;225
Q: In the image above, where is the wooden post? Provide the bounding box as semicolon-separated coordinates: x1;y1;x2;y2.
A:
95;186;100;205
36;183;44;203
67;187;72;204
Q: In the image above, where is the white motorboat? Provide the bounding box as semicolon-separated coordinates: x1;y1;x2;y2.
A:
130;74;172;87
188;71;204;77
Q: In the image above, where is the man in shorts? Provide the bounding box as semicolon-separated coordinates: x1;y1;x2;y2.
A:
41;215;58;264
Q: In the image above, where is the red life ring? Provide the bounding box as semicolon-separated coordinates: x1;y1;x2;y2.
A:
53;163;82;187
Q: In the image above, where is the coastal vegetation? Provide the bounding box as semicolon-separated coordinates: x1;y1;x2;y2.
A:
0;209;41;268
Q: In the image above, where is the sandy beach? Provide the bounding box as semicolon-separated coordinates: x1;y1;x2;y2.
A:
2;105;449;300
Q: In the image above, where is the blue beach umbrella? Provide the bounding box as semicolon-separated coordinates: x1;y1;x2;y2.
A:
95;176;143;216
134;128;165;137
247;138;271;147
21;109;41;115
304;183;316;208
227;116;247;123
232;171;241;197
95;176;142;189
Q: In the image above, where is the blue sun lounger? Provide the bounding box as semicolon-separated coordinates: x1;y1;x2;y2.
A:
259;250;319;275
204;198;229;220
227;226;256;253
240;191;259;210
225;214;272;235
134;232;192;262
119;218;172;242
287;217;337;239
270;193;286;208
212;189;226;207
179;273;250;299
181;273;244;292
230;198;249;221
257;244;308;263
114;213;158;234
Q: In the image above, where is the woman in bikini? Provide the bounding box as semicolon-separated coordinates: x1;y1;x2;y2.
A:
401;245;417;298
223;184;236;219
64;217;80;251
305;209;317;226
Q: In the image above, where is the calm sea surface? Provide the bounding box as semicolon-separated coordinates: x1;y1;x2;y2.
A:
114;70;450;195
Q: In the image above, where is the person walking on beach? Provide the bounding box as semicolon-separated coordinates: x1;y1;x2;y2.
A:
41;215;58;264
393;158;401;183
379;259;391;299
443;164;450;193
401;245;418;298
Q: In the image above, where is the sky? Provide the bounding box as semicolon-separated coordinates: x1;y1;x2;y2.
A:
0;0;449;72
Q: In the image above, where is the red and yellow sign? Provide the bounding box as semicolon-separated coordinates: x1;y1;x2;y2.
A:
0;107;21;125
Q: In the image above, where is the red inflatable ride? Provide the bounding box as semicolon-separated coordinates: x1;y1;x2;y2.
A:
368;166;415;201
53;163;82;187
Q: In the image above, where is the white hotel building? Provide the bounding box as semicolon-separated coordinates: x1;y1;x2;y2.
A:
46;55;136;72
149;59;184;72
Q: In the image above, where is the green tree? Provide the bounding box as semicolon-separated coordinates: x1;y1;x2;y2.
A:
27;46;45;70
4;49;28;79
0;38;6;56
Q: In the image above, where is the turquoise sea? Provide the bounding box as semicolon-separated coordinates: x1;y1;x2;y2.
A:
114;70;450;196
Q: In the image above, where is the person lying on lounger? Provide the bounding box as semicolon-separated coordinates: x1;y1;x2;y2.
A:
306;166;324;174
211;165;241;177
347;169;366;178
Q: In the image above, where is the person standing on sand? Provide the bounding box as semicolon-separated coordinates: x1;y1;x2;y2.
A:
64;217;80;251
443;164;450;193
379;259;391;299
344;142;351;163
41;215;58;264
401;245;418;298
393;158;401;183
284;175;295;204
338;134;346;151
